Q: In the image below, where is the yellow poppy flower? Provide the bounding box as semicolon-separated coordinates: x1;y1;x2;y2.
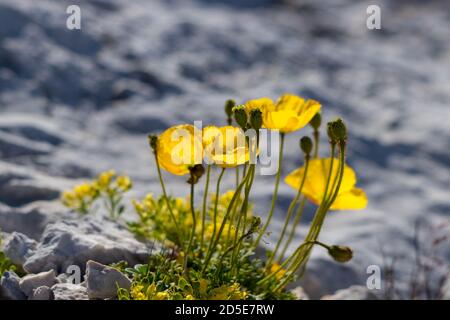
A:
202;126;249;168
245;94;321;133
157;124;203;175
285;158;368;210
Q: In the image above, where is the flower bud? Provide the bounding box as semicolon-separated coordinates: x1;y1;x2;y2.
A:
326;122;336;143
148;134;158;151
309;113;322;130
187;164;205;185
249;109;263;131
300;136;313;156
331;118;347;141
233;105;248;129
328;245;353;263
224;99;236;125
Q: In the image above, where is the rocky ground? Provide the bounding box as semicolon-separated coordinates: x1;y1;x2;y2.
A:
1;0;450;299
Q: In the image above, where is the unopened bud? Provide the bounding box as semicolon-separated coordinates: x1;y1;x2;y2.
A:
300;136;313;156
233;105;248;129
148;134;158;151
328;245;353;263
309;113;322;130
187;164;205;185
224;99;236;125
249;109;263;131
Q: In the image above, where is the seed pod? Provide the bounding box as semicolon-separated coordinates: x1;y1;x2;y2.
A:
331;118;347;141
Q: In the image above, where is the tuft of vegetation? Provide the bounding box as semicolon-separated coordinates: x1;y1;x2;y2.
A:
0;232;17;276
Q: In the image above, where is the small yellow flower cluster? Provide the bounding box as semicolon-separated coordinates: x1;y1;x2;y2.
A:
208;283;248;300
61;170;133;218
61;183;98;215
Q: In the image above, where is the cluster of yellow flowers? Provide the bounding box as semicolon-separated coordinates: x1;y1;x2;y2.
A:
61;170;132;218
62;91;369;300
148;92;368;290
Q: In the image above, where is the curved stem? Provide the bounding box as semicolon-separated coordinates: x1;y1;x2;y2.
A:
231;164;255;271
277;196;307;263
274;143;345;292
204;168;226;267
255;132;285;247
258;241;313;286
154;152;182;245
202;168;252;274
200;165;211;251
268;156;310;267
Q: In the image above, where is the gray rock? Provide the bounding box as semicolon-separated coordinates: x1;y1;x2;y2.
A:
321;285;379;300
2;232;37;265
291;286;309;300
19;269;57;297
0;202;57;240
52;283;88;300
23;215;157;274
85;260;131;300
0;271;26;300
29;285;54;300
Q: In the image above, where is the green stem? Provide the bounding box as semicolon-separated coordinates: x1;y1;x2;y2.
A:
204;168;226;267
255;132;285;247
274;143;345;292
268;156;310;267
153;152;182;245
184;179;197;274
277;196;307;263
231;164;255;272
258;241;313;286
202;168;252;274
313;129;320;159
200;165;211;251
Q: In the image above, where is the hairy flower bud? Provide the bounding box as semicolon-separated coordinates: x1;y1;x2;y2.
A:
187;164;205;185
224;99;236;125
233;105;248;129
148;134;158;152
300;136;313;156
249;109;263;131
328;245;353;263
309;112;322;130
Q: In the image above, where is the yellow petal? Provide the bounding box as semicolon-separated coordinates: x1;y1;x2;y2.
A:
330;188;368;210
245;97;274;114
285;158;362;209
276;94;305;112
157;124;203;175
